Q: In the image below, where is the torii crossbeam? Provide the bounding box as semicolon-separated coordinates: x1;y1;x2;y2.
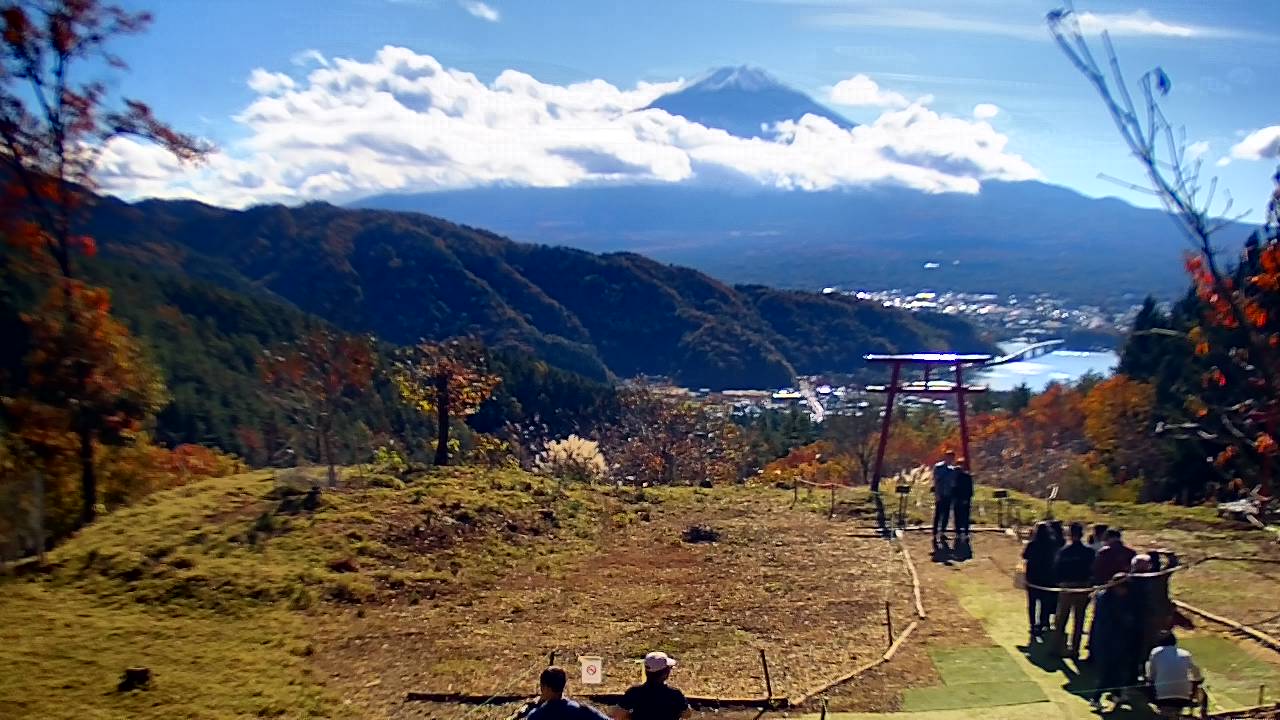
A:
864;353;992;493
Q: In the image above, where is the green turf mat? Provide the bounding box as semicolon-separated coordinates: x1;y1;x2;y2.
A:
1181;635;1278;681
901;680;1047;711
1178;634;1280;710
930;647;1030;685
798;704;1064;720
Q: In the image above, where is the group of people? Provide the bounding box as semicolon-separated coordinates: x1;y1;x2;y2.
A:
930;450;975;538
516;651;691;720
1022;520;1203;714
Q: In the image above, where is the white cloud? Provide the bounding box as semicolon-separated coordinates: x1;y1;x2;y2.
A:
828;74;909;108
93;46;1039;207
247;69;295;95
1075;10;1231;39
805;7;1254;42
460;0;499;22
1186;140;1210;161
290;49;330;68
1229;126;1280;162
809;9;1043;41
973;103;999;120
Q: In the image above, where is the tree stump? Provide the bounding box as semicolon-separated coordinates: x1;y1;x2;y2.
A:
118;667;151;692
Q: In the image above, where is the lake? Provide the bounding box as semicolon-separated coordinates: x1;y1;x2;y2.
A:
979;342;1119;392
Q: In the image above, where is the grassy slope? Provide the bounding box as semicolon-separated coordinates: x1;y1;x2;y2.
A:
2;470;1275;720
0;466;614;720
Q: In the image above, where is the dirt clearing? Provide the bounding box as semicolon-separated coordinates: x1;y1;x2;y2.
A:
313;488;917;718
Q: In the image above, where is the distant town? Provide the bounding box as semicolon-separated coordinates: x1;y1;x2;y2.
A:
631;286;1141;421
825;287;1141;348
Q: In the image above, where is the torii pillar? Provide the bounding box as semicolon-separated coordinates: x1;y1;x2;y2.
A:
863;353;991;493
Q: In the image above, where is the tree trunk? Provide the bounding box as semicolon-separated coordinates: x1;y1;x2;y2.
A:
78;426;96;528
32;469;45;564
322;431;337;488
434;372;450;466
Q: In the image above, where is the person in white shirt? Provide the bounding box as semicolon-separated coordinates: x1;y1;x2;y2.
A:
1146;632;1205;716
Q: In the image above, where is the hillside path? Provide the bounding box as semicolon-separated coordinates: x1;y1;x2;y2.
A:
802;531;1280;720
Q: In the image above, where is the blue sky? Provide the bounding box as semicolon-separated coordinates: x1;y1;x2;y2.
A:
98;0;1279;218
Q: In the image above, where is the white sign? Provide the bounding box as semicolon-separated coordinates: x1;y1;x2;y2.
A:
579;655;603;685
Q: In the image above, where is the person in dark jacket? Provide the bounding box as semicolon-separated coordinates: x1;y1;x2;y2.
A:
1023;522;1059;642
613;652;691;720
952;461;974;538
1092;529;1137;584
1052;521;1096;658
526;667;612;720
1089;574;1142;711
932;450;958;539
1049;520;1066;548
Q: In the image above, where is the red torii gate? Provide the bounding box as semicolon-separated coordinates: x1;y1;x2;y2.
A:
864;353;992;493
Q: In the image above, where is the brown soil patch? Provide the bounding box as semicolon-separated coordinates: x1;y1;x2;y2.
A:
813;533;1000;713
310;492;917;719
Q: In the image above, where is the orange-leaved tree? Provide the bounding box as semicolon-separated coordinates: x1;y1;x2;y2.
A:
1081;374;1161;482
392;339;501;467
0;0;209;526
18;283;167;508
261;329;375;487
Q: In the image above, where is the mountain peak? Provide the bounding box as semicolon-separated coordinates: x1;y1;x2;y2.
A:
691;65;783;93
645;65;854;139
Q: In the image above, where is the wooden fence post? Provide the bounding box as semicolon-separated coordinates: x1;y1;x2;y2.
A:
759;649;773;700
885;600;894;647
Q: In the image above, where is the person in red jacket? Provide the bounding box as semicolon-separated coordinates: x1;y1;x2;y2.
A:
1092;529;1137;584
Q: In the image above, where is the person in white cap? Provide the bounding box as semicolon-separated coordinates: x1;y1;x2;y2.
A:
612;651;690;720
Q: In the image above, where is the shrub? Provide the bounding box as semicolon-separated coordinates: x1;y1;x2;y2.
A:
371;444;408;474
462;433;518;469
536;435;607;484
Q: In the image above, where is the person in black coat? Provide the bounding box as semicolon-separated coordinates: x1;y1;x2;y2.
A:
952;461;974;538
1052;521;1096;658
1089;575;1142;711
1023;521;1059;642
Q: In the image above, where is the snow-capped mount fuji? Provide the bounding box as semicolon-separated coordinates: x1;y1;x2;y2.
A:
645;65;855;139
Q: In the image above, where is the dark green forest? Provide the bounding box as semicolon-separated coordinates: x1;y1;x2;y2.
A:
81;196;992;391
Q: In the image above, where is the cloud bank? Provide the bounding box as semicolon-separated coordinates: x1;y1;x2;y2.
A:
94;47;1038;207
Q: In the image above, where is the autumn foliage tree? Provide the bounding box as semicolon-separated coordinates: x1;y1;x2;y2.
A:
392;339;501;467
602;390;746;486
1081;375;1161;480
0;0;208;526
17;284;166;512
261;330;374;487
821;410;881;484
1050;7;1280;495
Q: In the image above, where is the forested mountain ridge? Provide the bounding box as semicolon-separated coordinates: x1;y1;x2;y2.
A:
360;182;1253;305
82;195;991;389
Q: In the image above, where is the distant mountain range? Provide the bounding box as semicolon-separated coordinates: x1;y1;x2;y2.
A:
361;181;1231;306
358;66;1251;306
82;196;990;390
646;66;854;139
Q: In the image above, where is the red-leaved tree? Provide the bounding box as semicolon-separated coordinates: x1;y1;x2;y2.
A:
0;0;209;526
260;329;375;487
